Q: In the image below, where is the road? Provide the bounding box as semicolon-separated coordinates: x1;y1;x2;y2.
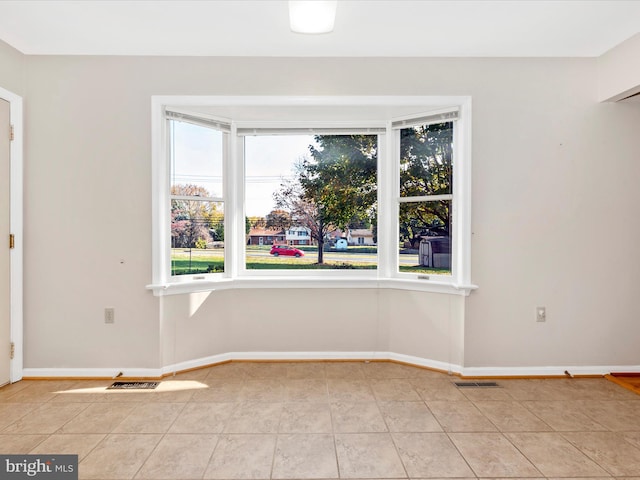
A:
178;248;420;266
246;249;419;266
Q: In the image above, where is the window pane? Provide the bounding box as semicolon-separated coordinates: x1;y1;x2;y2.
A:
171;120;223;198
399;200;451;275
244;134;378;270
171;200;224;276
400;122;453;197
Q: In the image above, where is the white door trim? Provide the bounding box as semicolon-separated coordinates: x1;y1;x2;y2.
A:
0;86;23;383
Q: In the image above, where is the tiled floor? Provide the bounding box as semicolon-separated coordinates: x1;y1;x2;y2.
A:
1;361;640;479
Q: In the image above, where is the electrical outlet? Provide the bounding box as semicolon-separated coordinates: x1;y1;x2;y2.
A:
105;307;115;324
536;306;546;322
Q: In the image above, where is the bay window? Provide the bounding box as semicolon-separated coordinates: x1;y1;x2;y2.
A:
149;97;475;296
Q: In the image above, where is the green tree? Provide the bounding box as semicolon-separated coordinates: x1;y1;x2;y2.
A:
265;209;292;231
250;216;266;229
171;184;217;248
399;122;453;248
275;135;377;263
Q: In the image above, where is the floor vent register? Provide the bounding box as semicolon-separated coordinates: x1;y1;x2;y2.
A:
454;381;500;388
107;381;159;390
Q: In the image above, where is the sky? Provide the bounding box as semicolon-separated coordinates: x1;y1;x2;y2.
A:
172;120;317;217
244;134;316;217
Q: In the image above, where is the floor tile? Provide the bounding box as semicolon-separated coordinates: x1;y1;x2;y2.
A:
2;364;638;480
370;379;421;402
191;380;244;403
2;381;78;403
362;362;414;379
563;431;640;476
168;402;236;433
240;379;285;402
324;362;365;379
523;401;609;431
0;434;48;453
142;381;198;403
0;380;33;399
411;379;468;401
377;401;442;432
406;367;452;380
575;400;640;431
570;378;640;401
58;403;137;433
279;402;332;433
449;432;541;477
335;433;406;478
392;432;474;478
284;379;328;402
474;401;552;432
458;386;515;401
135;434;218;479
0;403;40;430
79;434;162;479
545;478;614;480
426;400;497;432
46;380;110;403
331;402;388;433
501;379;579;401
286;362;327;379
98;390;153;403
203;434;276;479
112;402;185;433
224;401;282;433
623;431;640;449
272;434;338;479
2;402;89;434
243;363;289;379
30;433;106;460
205;363;249;380
505;432;609;477
327;379;375;402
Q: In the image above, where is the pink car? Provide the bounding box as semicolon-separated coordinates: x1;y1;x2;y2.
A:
270;245;305;257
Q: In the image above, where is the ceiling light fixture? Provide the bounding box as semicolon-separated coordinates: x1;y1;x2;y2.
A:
289;0;337;34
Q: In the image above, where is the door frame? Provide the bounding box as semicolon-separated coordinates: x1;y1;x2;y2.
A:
0;86;23;383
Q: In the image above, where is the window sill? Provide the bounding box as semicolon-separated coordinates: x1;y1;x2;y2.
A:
146;277;477;297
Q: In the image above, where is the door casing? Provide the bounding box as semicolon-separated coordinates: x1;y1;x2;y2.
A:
0;86;23;383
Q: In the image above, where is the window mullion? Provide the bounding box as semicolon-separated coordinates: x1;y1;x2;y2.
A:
229;125;243;278
378;126;398;279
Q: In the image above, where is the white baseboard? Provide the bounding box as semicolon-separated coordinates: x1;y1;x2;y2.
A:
461;365;640;377
387;352;462;375
22;354;639;379
162;351;391;376
22;367;162;379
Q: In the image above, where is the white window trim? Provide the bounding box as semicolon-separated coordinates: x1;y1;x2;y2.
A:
148;96;477;297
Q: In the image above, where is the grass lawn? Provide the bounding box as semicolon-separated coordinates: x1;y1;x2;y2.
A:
171;249;377;275
171;249;449;275
171;258;224;275
399;265;451;275
246;255;376;270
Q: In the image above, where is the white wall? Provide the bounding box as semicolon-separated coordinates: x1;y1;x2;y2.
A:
0;40;25;96
19;55;640;374
598;33;640;102
465;99;640;369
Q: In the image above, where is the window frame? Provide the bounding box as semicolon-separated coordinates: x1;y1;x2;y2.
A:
239;127;382;279
168;117;228;279
394;116;456;279
148;96;476;296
